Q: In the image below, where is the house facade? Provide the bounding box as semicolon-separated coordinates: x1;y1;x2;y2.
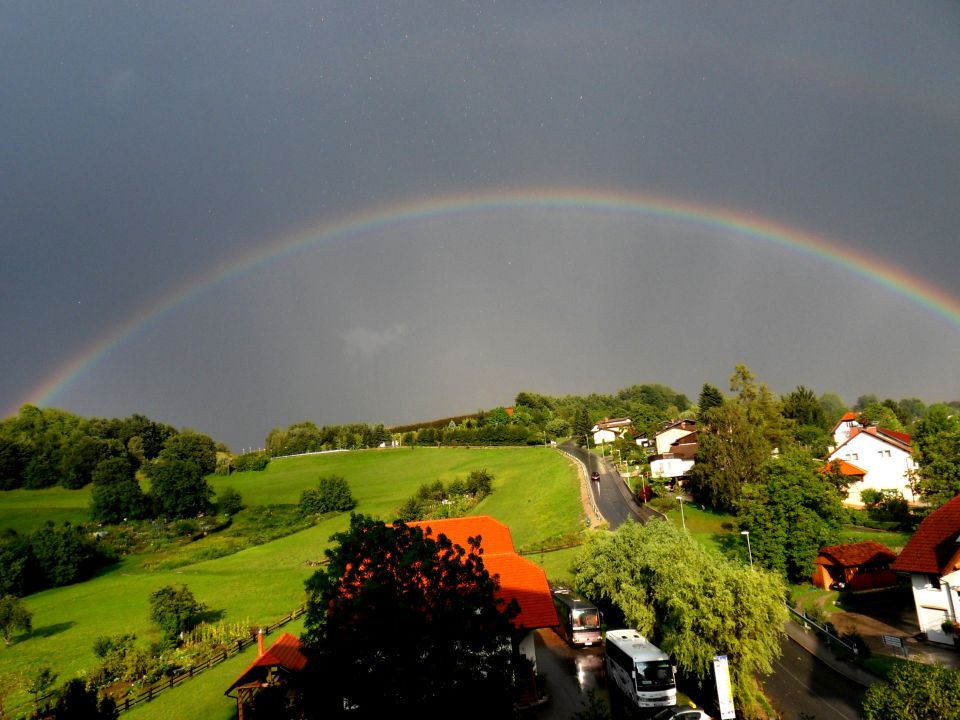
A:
825;423;916;507
649;420;697;482
891;494;960;645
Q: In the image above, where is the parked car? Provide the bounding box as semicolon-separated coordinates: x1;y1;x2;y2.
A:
590;471;601;482
651;704;712;720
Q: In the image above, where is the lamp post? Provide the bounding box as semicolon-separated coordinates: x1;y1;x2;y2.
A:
741;530;754;569
676;496;686;530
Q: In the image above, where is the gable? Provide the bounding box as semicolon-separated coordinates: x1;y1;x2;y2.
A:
892;494;960;576
815;541;896;568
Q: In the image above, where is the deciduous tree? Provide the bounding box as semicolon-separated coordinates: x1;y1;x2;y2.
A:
573;521;786;718
301;514;518;716
148;585;206;645
0;594;32;645
861;661;960;720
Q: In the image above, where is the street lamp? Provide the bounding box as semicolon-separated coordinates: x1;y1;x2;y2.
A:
741;530;754;569
676;496;686;530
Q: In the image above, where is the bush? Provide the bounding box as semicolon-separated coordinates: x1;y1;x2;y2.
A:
233;451;271;472
465;469;493;499
299;475;356;516
149;585;206;645
217;487;244;516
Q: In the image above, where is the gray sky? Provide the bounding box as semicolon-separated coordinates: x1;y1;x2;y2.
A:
3;2;959;450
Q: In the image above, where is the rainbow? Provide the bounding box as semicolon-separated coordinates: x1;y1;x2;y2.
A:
14;187;960;415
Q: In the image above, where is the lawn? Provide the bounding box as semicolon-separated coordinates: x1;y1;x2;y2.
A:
0;446;583;717
0;486;92;534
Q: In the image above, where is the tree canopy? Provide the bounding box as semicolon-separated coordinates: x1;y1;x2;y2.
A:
861;661;960;720
572;521;786;718
301;514;519;716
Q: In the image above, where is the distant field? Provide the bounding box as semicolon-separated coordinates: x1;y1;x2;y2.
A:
0;446;582;718
0;486;92;534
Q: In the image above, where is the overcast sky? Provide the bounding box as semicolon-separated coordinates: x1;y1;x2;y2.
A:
3;2;959;450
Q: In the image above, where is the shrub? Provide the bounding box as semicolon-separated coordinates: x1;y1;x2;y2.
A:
217;487;244;516
299;475;356;516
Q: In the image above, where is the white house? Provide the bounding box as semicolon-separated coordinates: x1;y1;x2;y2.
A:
649;421;697;482
891;494;960;645
653;420;697;455
825;424;916;507
591;417;632;446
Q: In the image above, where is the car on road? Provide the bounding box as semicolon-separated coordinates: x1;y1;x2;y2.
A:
651;704;712;720
590;471;601;482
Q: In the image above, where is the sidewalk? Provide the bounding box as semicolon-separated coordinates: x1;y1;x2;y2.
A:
786;613;960;690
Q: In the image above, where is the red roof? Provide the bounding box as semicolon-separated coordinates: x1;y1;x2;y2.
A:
892;494;960;575
408;516;559;631
820;459;867;477
226;632;307;694
815;541;896;568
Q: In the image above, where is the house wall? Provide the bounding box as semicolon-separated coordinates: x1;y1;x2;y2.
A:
655;428;691;455
650;456;694;479
907;572;959;644
517;631;537;672
827;433;916;506
592;429;617;445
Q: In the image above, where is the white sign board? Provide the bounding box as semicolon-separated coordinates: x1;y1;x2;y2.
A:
713;654;736;719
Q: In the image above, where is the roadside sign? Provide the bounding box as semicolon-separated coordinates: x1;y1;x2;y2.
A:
713;654;736;719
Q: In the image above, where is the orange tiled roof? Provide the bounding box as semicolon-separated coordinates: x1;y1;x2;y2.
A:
815;541;896;568
820;459;867;477
408;516;559;630
225;632;307;694
892;494;960;576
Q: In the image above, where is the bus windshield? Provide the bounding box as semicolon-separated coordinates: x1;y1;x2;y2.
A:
634;660;675;689
572;608;600;629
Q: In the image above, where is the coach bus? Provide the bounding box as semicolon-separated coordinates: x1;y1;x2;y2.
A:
551;587;602;647
604;628;677;709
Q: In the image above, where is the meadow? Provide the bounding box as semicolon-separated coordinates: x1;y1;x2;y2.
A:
0;446;584;719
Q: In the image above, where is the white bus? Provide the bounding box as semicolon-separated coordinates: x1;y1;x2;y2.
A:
604;629;677;709
551;587;602;647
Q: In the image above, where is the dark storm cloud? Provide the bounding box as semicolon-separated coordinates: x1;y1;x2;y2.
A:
2;1;959;448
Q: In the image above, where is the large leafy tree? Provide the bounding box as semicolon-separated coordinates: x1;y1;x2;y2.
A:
911;404;960;507
737;448;843;581
573;521;786;718
157;430;217;476
690;401;769;510
149;584;206;645
861;661;960;719
90;456;147;523
145;458;212;518
301;514;518;716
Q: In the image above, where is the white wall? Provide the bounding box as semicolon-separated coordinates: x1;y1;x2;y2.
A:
827;433;916;506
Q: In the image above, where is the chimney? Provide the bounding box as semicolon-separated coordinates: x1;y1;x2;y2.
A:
257;628;265;657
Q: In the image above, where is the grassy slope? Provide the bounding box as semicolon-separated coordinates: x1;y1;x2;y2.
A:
0;486;92;534
0;446;582;719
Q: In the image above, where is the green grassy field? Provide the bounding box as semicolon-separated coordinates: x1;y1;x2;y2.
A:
0;446;584;718
0;486;92;534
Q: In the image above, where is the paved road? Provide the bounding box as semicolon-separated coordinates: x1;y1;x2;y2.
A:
559;442;661;528
761;636;866;720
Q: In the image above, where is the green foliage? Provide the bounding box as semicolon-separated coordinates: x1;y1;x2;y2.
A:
570;688;611;719
781;386;826;429
302;514;519;715
30;523;115;589
0;594;32;645
392;470;495;521
145;459;213;519
25;665;58;707
158;430;217;476
911;404;960;507
232;450;270;472
690;401;769;511
216;487;243;516
858;403;905;432
736;449;843;581
298;475;356;516
861;661;960;720
90;456;147;524
572;521;787;719
697;382;725;416
49;678;118;719
148;585;207;645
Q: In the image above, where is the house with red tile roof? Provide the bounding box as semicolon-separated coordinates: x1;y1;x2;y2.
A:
407;516;559;704
812;540;897;591
225;631;308;720
649;420;698;484
891;494;960;644
825;420;917;507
